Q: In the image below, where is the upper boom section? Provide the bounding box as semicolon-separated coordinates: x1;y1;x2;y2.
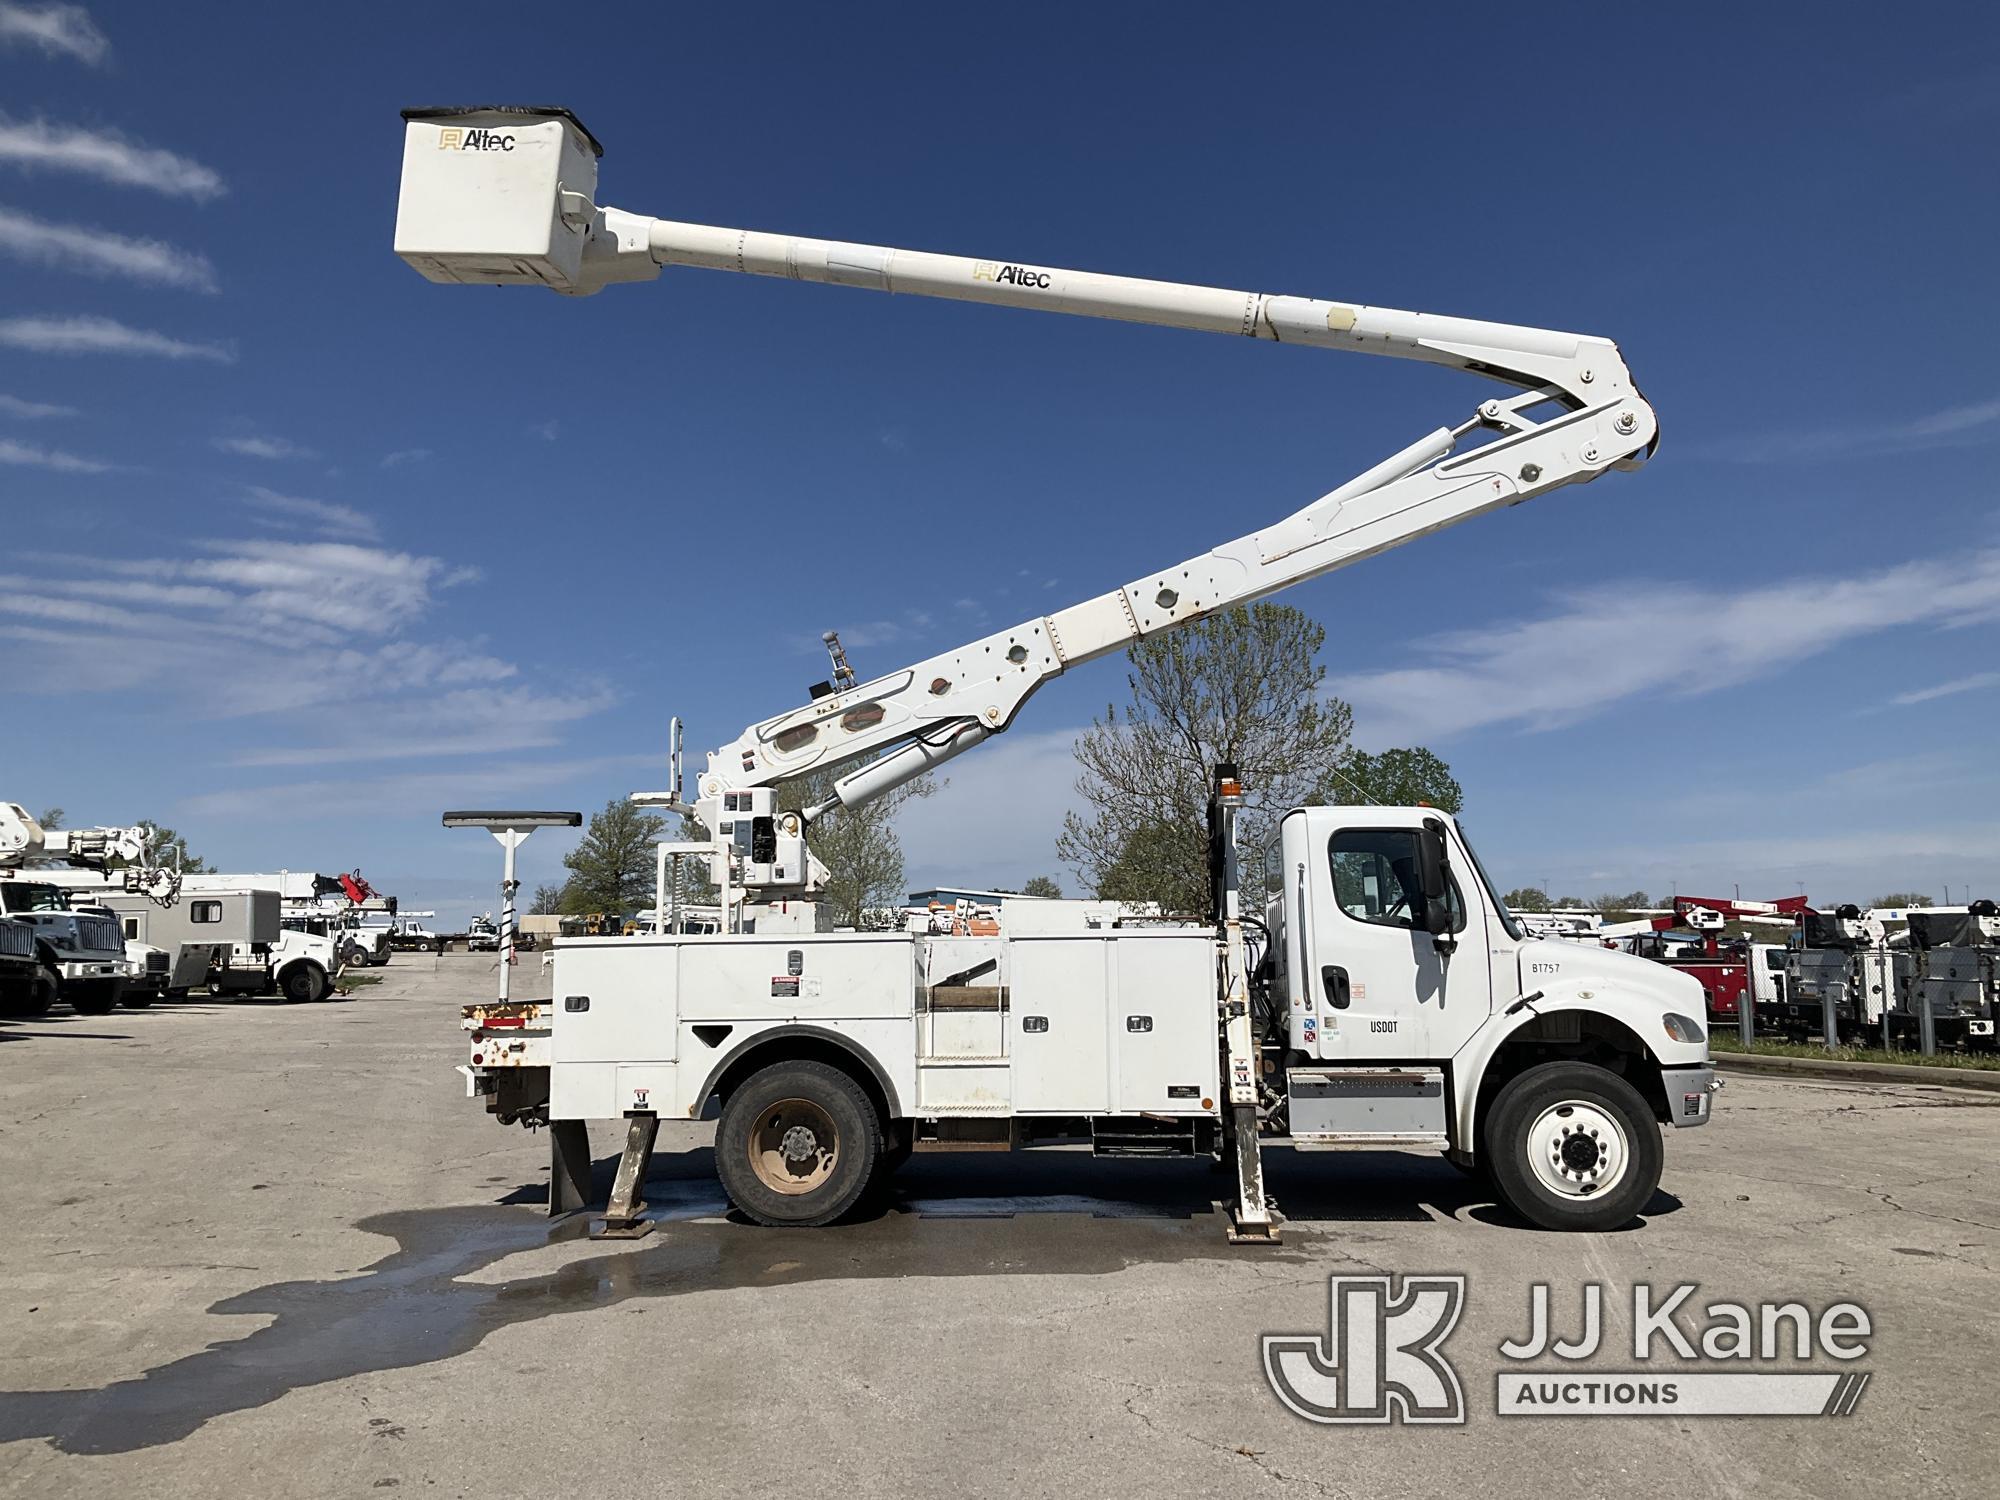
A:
394;106;1658;897
394;106;1624;407
0;802;181;905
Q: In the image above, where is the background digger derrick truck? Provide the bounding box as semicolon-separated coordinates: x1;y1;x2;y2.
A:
404;105;1712;1239
0;803;181;1016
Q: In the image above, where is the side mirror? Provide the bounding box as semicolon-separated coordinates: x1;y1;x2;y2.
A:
1418;820;1452;938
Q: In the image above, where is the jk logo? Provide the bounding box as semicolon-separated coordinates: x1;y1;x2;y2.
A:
1263;1275;1467;1424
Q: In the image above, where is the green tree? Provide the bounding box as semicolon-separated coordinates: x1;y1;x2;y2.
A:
775;762;935;930
144;823;210;873
1504;886;1552;912
1322;747;1463;813
670;812;717;905
1058;604;1353;910
36;806;62;830
1870;892;1934;909
1020;874;1063;899
1592;890;1652;914
561;798;666;915
528;883;565;916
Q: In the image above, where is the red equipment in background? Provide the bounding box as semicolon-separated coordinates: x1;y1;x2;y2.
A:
337;869;379;906
1613;895;1810;1022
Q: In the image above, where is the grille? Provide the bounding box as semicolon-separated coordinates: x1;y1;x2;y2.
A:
76;914;123;954
0;919;32;959
146;950;170;974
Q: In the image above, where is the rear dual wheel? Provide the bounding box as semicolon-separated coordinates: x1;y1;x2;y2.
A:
716;1061;883;1227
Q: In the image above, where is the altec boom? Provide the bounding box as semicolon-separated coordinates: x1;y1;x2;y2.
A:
397;106;1711;1242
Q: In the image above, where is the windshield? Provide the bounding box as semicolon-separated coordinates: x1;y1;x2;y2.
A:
1;882;72;913
1455;821;1525;941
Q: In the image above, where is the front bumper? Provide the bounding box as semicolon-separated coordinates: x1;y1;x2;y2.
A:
1664;1065;1719;1128
57;959;123;982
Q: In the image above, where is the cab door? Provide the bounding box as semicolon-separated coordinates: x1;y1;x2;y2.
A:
1295;816;1492;1060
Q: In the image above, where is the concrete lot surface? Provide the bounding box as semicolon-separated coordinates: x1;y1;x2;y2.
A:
3;955;1997;1498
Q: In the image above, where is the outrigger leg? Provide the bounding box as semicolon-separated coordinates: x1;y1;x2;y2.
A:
1225;1103;1281;1244
1210;762;1281;1245
593;1112;660;1239
549;1118;592;1218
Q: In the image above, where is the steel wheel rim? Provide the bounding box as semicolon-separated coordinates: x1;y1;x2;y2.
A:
750;1097;839;1195
1526;1099;1629;1199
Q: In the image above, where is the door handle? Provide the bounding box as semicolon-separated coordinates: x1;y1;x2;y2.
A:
1321;964;1350;1009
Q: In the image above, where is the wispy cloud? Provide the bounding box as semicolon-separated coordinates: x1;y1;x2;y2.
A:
215;434;315;461
175;753;654;822
380;447;431;468
1701;394;2000;463
0;313;232;361
0;392;76;419
1888;670;2000;708
228;686;619;767
0;435;112;472
240;486;377;541
0;3;107;65
0;205;216;290
0;114;224;200
1334;549;2000;744
1;530;616;776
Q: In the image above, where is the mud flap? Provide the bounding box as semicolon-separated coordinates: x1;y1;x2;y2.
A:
549;1118;592;1218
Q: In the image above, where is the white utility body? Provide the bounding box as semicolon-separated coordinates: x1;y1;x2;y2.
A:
401;106;1713;1239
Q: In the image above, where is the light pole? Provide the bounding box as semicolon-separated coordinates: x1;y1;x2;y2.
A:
442;810;581;1000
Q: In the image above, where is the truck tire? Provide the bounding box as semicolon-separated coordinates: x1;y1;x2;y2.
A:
30;965;58;1017
716;1060;883;1227
66;978;122;1016
280;962;329;1004
10;965;58;1018
1485;1061;1663;1232
123;987;155;1009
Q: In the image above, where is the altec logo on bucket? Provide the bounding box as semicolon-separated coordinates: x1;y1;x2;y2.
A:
437;127;515;152
1264;1276;1874;1423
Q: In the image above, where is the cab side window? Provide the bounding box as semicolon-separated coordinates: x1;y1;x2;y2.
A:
1328;829;1465;932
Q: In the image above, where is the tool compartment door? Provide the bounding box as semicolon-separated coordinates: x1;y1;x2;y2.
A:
1111;932;1218;1113
553;942;678;1063
1009;936;1110;1113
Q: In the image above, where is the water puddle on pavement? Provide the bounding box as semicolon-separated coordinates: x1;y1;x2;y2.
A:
0;1163;1343;1457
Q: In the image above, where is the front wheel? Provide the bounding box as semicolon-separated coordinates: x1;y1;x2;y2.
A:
66;978;122;1016
715;1061;882;1227
122;987;155;1009
279;962;329;1004
1485;1061;1663;1232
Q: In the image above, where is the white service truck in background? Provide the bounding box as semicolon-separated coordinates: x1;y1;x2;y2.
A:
402;105;1709;1239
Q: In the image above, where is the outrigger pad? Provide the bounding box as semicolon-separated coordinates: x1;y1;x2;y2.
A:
590;1113;661;1240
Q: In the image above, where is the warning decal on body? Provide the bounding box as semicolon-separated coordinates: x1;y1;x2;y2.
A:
771;976;800;998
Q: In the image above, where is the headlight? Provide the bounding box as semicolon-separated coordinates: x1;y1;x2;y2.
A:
1662;1012;1705;1044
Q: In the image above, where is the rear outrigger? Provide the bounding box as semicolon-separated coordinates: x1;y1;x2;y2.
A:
401;104;1711;1238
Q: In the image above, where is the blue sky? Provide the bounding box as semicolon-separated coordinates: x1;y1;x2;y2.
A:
3;2;1997;925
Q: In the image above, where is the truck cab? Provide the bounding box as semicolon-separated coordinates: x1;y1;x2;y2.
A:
0;877;128;1014
1264;807;1711;1223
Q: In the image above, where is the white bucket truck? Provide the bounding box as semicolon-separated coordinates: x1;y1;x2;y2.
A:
401;105;1711;1239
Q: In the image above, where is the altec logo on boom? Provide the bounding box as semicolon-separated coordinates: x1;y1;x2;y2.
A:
436;127;515;152
973;261;1052;289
